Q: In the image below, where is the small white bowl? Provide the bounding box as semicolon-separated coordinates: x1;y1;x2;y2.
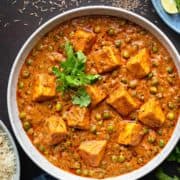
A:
0;120;20;180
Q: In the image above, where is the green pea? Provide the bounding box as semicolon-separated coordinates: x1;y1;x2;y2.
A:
167;102;175;109
114;40;122;48
119;19;126;26
159;139;165;148
58;31;64;37
103;111;111;119
39;145;45;152
69;31;74;37
107;125;114;133
94;26;101;33
147;72;153;79
140;30;147;35
19;111;26;119
95;113;101;120
157;129;162;136
32;49;38;56
56;102;62;111
82;169;89;176
167;77;174;85
107;28;115;36
23;121;31;131
111;155;118;162
53;35;60;42
129;80;138;89
26;58;33;66
150;86;157;94
76;169;82;175
121;77;128;84
166;66;173;74
66;141;72;147
90;125;97;134
98;121;103;126
143;127;149;134
167;112;175;120
18;81;24;89
118;155;125;163
152;46;158;53
152;61;159;67
151;77;159;86
48;45;53;51
122;50;130;59
37;44;44;51
22;70;30;78
148;136;155;143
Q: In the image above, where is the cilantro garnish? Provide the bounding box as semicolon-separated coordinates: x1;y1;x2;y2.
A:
155;168;179;180
52;41;100;107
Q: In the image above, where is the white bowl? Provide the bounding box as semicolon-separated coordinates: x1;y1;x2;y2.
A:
7;6;180;180
0;120;20;180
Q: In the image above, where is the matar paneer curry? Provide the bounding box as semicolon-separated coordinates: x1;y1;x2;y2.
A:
17;16;180;179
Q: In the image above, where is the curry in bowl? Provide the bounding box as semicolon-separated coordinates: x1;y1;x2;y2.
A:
17;16;180;179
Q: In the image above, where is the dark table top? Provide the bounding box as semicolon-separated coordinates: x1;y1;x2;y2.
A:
0;0;179;180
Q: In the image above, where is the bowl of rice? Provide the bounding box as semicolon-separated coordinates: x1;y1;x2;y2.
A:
0;120;20;180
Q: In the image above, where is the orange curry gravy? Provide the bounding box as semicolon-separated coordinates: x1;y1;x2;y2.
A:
17;16;180;179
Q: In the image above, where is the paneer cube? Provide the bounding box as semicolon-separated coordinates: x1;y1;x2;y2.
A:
127;48;150;78
79;140;107;167
72;30;96;52
106;87;138;116
118;122;143;146
33;73;56;102
45;116;67;145
138;98;165;128
91;46;120;74
64;106;90;129
86;85;107;107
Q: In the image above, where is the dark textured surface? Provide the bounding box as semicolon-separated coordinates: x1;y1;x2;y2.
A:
0;0;179;180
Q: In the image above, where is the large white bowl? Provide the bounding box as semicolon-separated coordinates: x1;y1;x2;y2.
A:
7;6;180;180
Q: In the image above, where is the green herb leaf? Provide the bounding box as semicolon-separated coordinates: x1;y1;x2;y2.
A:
175;0;180;12
72;88;91;107
155;168;179;180
52;41;100;107
167;145;180;163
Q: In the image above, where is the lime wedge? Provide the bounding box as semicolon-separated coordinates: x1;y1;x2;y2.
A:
161;0;178;14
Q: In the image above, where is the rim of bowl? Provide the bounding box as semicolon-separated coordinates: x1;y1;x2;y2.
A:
0;120;20;180
7;6;180;180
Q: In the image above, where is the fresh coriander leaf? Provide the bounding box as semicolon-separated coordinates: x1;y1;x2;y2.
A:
85;74;101;84
155;168;180;180
76;51;87;63
52;41;101;107
65;41;74;59
52;66;61;77
167;146;180;163
72;88;91;107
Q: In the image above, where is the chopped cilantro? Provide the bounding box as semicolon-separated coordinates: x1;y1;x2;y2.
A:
52;41;100;107
72;88;91;107
167;145;180;163
155;168;179;180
